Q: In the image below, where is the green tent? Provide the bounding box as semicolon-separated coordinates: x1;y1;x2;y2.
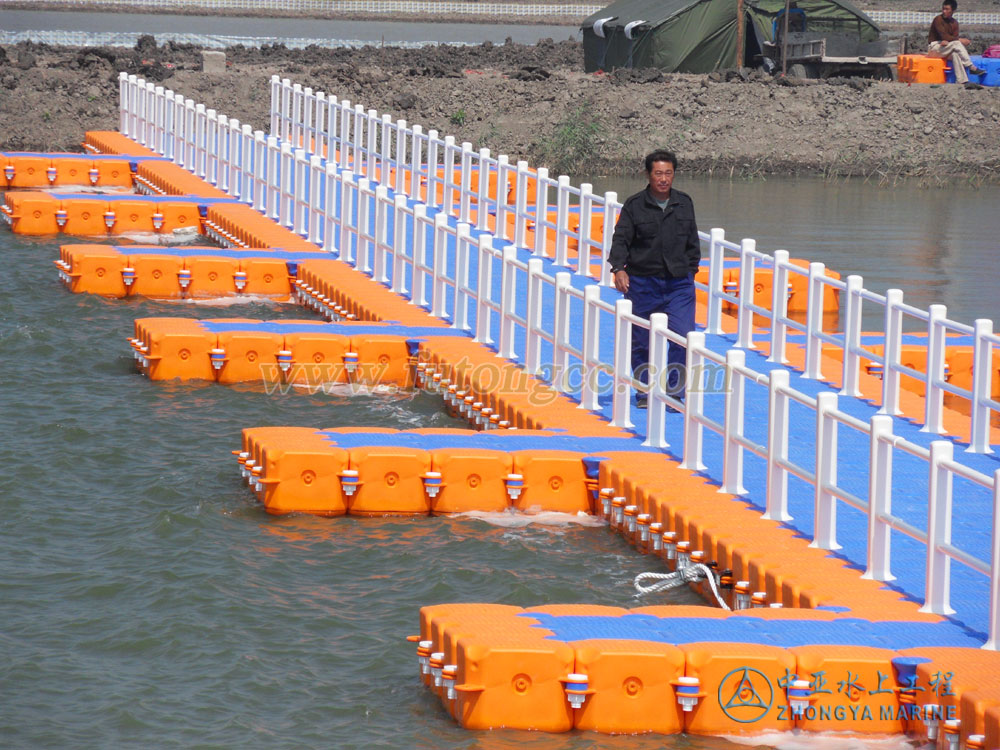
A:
582;0;881;73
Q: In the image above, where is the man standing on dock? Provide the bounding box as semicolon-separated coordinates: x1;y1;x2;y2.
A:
608;150;701;410
928;0;985;84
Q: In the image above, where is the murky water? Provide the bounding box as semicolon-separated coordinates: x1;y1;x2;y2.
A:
0;229;711;748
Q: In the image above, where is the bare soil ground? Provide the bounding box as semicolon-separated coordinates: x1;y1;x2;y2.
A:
1;25;999;183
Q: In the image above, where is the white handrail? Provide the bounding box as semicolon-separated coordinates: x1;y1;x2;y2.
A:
118;71;1000;647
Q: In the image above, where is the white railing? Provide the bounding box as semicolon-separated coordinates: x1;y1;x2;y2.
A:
269;77;620;283
119;72;1000;646
270;74;1000;453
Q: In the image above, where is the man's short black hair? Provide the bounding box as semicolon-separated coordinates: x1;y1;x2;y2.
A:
645;150;678;172
943;0;957;9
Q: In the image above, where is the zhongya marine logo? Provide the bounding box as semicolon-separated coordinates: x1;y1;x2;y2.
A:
718;667;774;723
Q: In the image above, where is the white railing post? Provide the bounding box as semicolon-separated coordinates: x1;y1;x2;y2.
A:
412;204;429;302
308;154;323;244
680;331;707;471
183;98;196;171
269;74;281;135
495;156;512;243
153;85;165;154
577;182;594;278
425;130;441;210
554;175;572;268
394;119;407;195
293;84;307;148
863;414;896;582
280;78;293;142
803;262;827;379
277;143;293;228
459;143;474;224
580;284;602;411
221;116;235;195
499;246;518;360
323;163;338;255
968;319;995;454
205;109;218;186
477;149;492;232
119;72;129;135
163;88;176;161
610;298;634;430
379;114;392;186
985;469;1000;650
880;288;904;417
721;349;747;494
327;95;341;165
366;108;378;183
265;135;280;220
442;136;457;213
453;223;472;332
763;368;792;521
431;214;449;319
292;148;308;237
811;391;842;550
920;440;956;615
552;272;572;391
532;167;550;256
409;124;423;199
600;192;618;288
250;131;264;210
736;239;756;349
767;249;790;364
338;99;351;169
524;257;544;375
352;103;365;169
392;194;409;295
372;185;389;284
356;177;372;274
513;161;530;247
840;275;864;398
705;228;725;334
923;304;949;435
644;313;670;449
339;170;355;265
194;103;207;179
474;234;495;345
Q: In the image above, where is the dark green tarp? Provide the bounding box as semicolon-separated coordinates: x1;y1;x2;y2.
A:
582;0;880;73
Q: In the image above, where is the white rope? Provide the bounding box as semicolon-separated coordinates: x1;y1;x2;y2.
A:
633;563;731;610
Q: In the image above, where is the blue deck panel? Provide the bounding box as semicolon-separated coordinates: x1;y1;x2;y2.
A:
274;141;1000;643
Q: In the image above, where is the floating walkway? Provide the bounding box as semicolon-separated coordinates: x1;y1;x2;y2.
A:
3;70;999;741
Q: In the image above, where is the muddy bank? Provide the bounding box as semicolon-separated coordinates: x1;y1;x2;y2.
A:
1;38;998;184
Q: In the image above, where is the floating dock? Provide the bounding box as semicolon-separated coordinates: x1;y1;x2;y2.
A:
3;71;999;742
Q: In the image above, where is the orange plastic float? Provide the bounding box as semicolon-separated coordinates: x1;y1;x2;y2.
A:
0;190;223;235
412;604;995;735
68;128;1000;742
0;152;154;188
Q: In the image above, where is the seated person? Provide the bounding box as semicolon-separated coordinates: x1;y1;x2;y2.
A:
928;0;985;83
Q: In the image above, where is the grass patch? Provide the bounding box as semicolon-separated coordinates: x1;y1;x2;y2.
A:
535;103;606;175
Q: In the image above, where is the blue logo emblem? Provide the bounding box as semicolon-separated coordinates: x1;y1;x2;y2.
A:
718;667;774;723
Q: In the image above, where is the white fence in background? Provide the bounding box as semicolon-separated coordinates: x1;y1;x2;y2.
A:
3;0;999;24
119;72;1000;647
0;29;462;49
0;0;600;16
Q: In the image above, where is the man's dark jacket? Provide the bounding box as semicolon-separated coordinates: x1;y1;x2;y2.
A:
607;187;701;278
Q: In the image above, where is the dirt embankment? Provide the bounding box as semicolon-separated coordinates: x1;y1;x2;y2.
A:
1;36;999;183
